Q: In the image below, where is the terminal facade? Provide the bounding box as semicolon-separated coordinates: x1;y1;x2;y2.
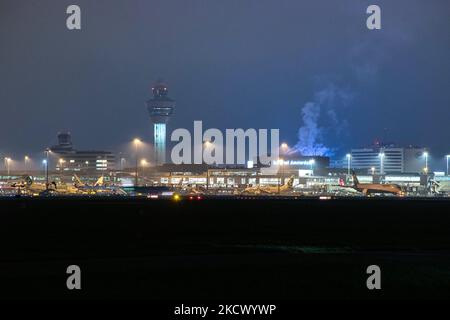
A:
351;145;428;174
50;132;115;172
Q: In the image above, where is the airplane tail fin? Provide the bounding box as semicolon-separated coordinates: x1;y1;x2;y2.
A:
286;175;295;188
94;176;104;187
431;181;441;192
351;170;359;186
25;176;33;186
73;174;83;187
281;176;295;191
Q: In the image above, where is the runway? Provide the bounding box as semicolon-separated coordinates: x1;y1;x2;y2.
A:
0;196;449;299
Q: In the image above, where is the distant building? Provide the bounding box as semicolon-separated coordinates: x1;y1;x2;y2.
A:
50;132;115;172
257;154;330;177
147;80;175;165
403;147;430;173
350;145;428;174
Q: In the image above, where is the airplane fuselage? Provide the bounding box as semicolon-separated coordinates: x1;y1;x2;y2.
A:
354;183;403;195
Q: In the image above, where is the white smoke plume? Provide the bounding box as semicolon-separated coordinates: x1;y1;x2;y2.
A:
291;84;352;156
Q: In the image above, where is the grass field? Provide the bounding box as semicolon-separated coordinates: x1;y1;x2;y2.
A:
0;196;449;299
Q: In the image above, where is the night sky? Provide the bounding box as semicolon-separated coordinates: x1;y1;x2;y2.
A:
0;1;449;164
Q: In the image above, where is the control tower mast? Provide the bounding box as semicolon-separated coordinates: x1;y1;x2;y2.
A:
147;80;175;165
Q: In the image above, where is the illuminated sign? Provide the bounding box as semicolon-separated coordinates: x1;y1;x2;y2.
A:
274;160;315;166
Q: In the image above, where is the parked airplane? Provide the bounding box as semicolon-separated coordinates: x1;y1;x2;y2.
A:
351;171;404;196
431;180;450;195
74;174;104;188
10;176;56;195
327;177;360;195
9;176;81;196
73;174;126;195
172;178;207;195
181;183;207;196
241;176;295;195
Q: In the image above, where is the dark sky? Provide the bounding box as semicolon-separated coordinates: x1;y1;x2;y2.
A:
0;0;449;161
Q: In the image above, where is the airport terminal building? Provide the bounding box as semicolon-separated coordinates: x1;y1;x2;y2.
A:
351;145;428;174
34;134;436;192
50;132;115;172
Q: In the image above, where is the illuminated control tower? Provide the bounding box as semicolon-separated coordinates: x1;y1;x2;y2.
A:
147;81;175;165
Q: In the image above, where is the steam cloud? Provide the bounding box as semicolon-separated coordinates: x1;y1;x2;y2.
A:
291;85;352;156
290;22;410;157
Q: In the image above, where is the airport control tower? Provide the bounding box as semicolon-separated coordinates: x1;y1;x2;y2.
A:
147;80;175;165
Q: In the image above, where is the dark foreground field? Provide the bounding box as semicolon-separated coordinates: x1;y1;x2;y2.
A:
0;196;449;300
